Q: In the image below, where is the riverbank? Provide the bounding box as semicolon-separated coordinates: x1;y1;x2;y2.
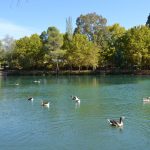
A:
1;69;150;76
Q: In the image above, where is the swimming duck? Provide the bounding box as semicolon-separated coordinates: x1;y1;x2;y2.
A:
28;97;34;101
143;97;150;103
33;80;40;83
41;100;50;107
71;96;80;103
107;116;125;127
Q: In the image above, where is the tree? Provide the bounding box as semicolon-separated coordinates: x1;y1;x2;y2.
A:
46;27;63;51
40;26;63;70
66;17;73;40
107;24;126;44
2;35;15;52
146;13;150;27
66;34;99;71
95;27;111;67
117;26;150;69
107;24;126;67
40;31;48;44
74;12;107;41
10;34;42;69
40;27;63;52
28;34;44;68
0;41;5;68
1;35;16;69
50;49;66;72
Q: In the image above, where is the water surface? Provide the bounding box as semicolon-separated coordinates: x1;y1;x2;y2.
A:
0;75;150;150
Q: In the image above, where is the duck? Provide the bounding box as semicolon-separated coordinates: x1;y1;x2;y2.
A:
28;97;34;101
71;96;80;103
75;98;80;104
107;116;125;127
33;80;40;83
143;97;150;103
41;100;50;107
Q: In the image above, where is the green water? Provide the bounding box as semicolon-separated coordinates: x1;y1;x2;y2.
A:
0;75;150;150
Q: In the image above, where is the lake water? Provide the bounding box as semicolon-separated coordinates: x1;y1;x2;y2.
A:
0;75;150;150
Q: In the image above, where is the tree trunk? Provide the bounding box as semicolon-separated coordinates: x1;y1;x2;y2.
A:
56;61;59;74
79;66;80;72
70;65;72;73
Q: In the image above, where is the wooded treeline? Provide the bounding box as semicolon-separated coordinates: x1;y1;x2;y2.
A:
0;13;150;72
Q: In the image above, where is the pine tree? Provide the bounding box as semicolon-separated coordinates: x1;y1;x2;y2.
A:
146;13;150;27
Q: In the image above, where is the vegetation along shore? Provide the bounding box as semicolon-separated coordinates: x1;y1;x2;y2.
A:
1;69;150;76
0;13;150;75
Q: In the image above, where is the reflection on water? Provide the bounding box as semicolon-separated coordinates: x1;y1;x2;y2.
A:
0;75;150;150
75;102;80;109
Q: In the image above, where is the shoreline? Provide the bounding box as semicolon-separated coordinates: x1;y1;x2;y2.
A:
1;69;150;76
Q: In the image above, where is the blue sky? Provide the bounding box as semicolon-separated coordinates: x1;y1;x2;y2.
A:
0;0;149;39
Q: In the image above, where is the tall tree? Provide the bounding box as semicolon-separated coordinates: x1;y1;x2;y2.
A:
66;17;73;40
74;12;107;41
46;27;63;51
1;35;16;69
107;24;126;67
62;17;73;56
146;13;150;27
95;24;126;68
40;26;63;70
40;27;63;51
2;35;15;52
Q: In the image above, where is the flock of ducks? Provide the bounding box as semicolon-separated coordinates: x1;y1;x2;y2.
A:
22;82;149;128
27;95;80;109
28;93;149;128
26;95;150;128
27;95;125;128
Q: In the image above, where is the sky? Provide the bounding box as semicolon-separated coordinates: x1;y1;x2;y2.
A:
0;0;149;39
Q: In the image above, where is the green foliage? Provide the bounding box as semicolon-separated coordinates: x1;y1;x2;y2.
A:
62;33;72;50
107;24;126;67
74;12;107;41
10;34;42;69
2;13;150;72
40;27;64;70
0;41;3;58
40;27;63;51
146;13;150;27
50;49;66;71
107;24;126;44
95;24;126;68
0;41;5;63
66;34;99;70
117;25;150;69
